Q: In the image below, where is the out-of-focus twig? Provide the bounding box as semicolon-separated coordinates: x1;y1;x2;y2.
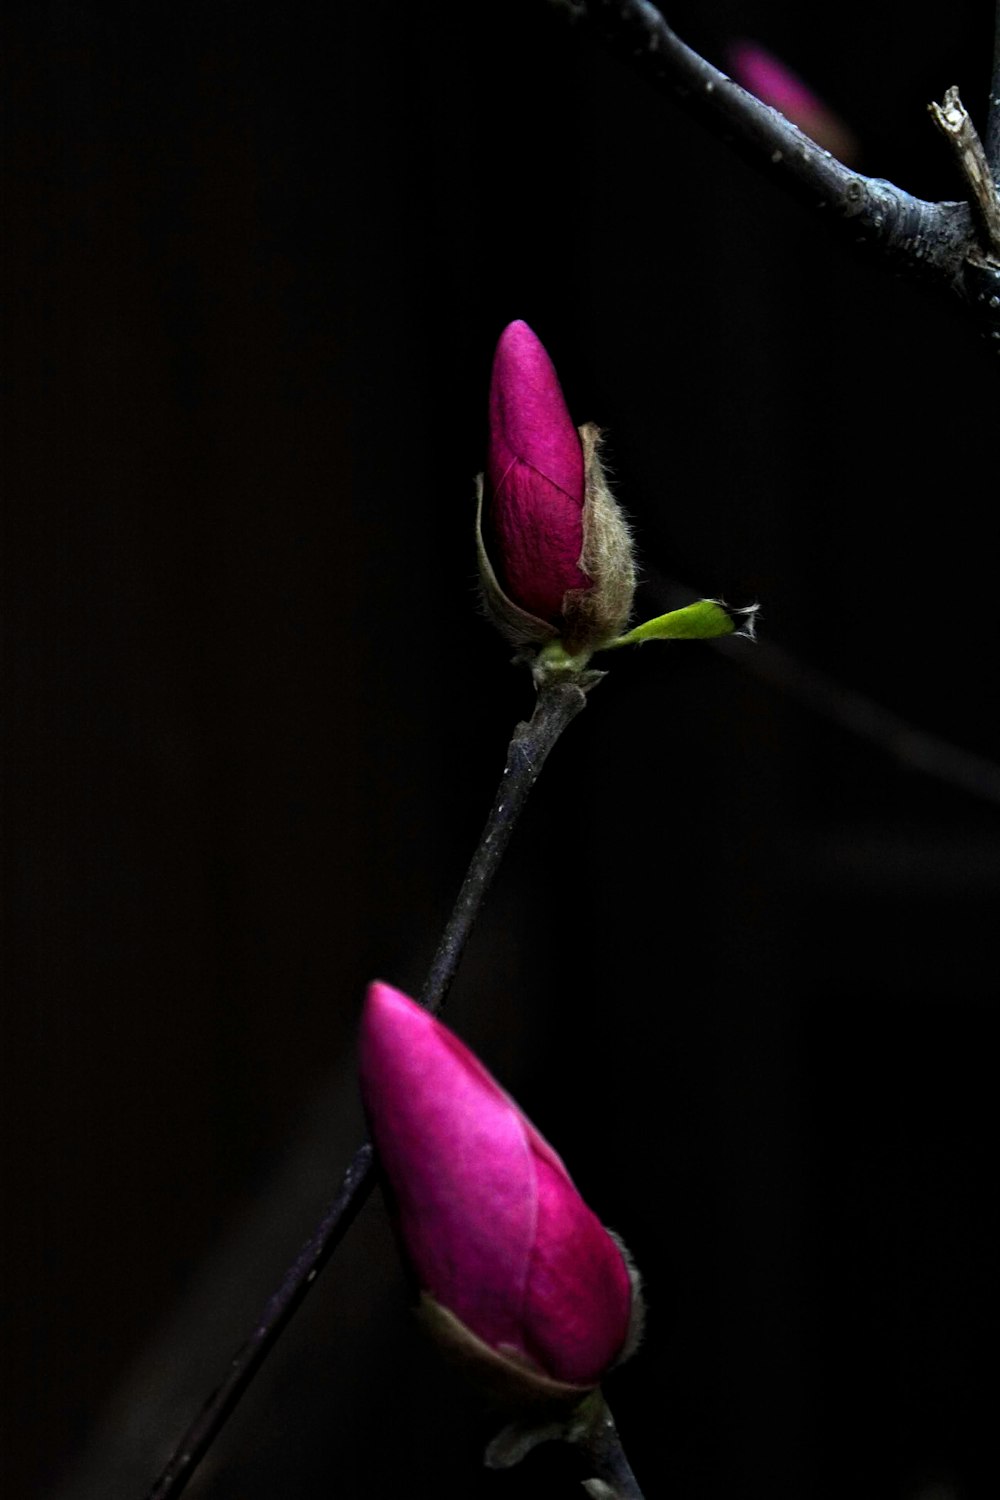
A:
643;573;1000;809
718;632;1000;807
986;2;1000;177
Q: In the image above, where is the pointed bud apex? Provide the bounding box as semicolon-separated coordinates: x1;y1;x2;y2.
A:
479;322;635;656
727;40;859;164
359;982;642;1396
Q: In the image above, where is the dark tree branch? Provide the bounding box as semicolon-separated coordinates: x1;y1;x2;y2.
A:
144;680;589;1500
554;1;1000;341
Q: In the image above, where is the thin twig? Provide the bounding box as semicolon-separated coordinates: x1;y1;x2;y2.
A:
574;1393;645;1499
551;0;1000;327
420;681;589;1012
716;632;1000;807
144;679;589;1500
929;86;1000;259
638;572;1000;810
145;1141;377;1500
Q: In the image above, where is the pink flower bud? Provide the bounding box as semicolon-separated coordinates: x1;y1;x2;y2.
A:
487;320;590;625
359;981;638;1391
727;40;859;164
478;322;636;658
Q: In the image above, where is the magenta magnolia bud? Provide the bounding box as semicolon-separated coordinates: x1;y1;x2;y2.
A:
359;981;640;1394
477;321;635;656
727;40;859;164
487;320;589;623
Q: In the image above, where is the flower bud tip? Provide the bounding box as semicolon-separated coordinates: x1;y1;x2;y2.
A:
359;981;639;1392
479;323;636;656
487;321;590;624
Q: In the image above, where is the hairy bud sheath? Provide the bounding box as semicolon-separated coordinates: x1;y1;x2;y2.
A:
479;321;635;655
359;982;642;1400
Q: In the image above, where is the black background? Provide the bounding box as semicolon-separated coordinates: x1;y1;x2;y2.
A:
2;3;996;1497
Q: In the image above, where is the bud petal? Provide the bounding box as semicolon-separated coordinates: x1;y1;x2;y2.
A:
359;981;638;1391
487;320;589;624
480;322;636;656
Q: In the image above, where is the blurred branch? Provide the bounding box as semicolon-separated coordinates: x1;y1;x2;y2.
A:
718;631;1000;807
551;1;1000;337
144;681;589;1499
638;573;1000;808
988;2;1000;176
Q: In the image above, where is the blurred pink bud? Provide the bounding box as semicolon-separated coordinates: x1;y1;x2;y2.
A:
359;981;637;1389
487;320;589;624
727;40;859;164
